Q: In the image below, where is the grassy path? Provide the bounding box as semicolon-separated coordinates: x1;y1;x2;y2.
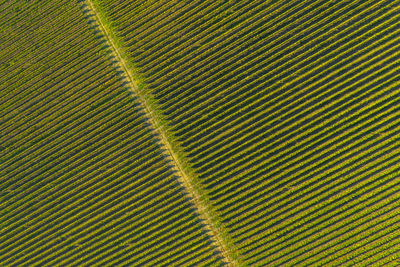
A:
83;0;237;265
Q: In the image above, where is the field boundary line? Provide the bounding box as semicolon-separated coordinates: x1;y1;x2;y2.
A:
83;0;237;265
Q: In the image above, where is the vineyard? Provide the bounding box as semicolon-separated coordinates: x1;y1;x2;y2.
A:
0;0;221;266
1;0;400;266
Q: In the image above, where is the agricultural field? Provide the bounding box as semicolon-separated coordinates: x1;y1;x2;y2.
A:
0;0;222;266
1;0;400;266
92;0;400;266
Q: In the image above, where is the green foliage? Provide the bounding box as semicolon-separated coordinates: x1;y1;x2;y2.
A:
94;0;400;265
3;0;400;265
0;0;222;266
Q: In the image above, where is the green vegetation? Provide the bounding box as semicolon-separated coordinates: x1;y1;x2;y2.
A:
2;0;400;266
92;0;400;265
0;0;222;266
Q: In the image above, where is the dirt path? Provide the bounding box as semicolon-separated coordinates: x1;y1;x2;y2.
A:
84;0;237;265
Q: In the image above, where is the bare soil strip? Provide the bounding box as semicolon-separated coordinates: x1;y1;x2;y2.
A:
84;0;237;265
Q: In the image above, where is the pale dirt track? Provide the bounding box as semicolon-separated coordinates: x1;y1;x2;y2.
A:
84;0;237;265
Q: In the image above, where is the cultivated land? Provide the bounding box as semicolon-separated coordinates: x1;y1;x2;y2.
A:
0;0;222;266
1;0;400;266
84;0;235;264
92;0;400;265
